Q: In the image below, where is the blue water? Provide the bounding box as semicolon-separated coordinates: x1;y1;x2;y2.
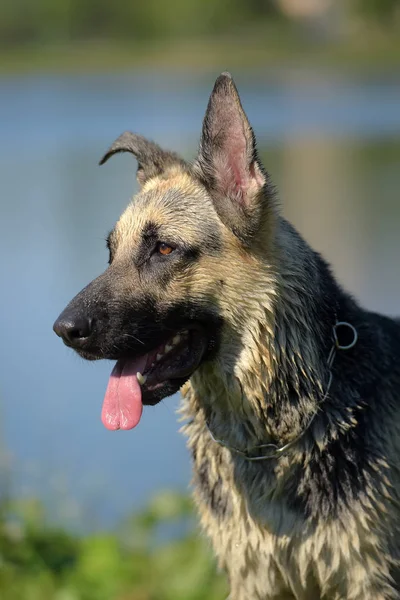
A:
0;70;399;528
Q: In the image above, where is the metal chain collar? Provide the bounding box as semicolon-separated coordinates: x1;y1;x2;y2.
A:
206;321;358;461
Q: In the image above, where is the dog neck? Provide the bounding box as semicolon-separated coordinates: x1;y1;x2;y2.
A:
187;219;340;454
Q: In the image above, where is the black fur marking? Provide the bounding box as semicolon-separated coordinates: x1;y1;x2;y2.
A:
134;220;219;285
106;229;117;264
195;456;231;519
141;221;160;240
56;264;224;364
222;217;400;528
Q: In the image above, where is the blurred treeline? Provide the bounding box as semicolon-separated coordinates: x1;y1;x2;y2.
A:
0;490;227;600
0;0;398;49
2;0;279;47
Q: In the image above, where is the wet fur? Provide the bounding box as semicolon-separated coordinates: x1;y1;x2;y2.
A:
182;220;400;599
57;74;400;599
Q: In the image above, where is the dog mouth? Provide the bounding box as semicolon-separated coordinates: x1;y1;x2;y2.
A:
101;326;208;431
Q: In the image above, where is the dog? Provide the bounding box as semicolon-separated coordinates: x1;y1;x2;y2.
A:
54;73;400;599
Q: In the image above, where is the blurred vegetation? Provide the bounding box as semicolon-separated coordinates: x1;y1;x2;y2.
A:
0;490;227;600
0;0;281;46
355;0;399;21
0;0;399;73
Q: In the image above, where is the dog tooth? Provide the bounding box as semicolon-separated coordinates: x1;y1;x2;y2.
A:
136;372;147;385
165;344;173;352
173;334;181;345
156;353;163;361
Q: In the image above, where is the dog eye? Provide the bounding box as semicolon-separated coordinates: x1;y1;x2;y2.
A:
156;242;175;256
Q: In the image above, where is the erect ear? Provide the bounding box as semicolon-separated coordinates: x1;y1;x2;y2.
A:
194;73;270;243
99;132;185;186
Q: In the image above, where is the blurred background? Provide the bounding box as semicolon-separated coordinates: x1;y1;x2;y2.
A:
0;0;400;598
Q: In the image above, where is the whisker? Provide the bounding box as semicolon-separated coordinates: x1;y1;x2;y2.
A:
160;399;174;416
121;332;145;346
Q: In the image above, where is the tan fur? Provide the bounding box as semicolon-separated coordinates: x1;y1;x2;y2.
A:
111;170;400;598
182;370;400;600
182;305;400;600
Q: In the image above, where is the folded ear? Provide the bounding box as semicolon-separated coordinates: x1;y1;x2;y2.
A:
99;132;185;186
195;73;270;243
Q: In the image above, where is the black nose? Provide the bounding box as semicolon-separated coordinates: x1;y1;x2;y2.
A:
53;314;93;348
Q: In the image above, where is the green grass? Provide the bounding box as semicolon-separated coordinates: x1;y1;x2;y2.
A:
0;490;228;600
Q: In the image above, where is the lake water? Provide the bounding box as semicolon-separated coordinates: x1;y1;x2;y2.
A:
0;70;399;528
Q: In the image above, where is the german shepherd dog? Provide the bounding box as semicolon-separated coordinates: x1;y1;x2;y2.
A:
54;73;400;599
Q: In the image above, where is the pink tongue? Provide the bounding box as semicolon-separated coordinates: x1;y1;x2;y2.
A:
101;355;148;431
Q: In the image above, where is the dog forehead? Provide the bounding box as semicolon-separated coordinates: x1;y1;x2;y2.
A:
115;173;219;242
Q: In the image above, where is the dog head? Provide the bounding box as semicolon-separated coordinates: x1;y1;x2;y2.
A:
53;73;276;430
